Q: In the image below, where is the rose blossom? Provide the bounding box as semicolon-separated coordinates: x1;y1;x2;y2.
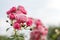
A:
7;10;11;15
37;26;45;32
10;7;16;13
37;25;48;35
30;29;40;40
26;17;33;26
41;28;48;40
17;5;27;15
35;19;43;28
7;7;16;15
15;14;27;23
13;22;20;30
8;13;15;20
41;27;48;35
16;10;22;14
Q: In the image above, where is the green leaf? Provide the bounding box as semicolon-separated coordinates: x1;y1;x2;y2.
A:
6;27;11;32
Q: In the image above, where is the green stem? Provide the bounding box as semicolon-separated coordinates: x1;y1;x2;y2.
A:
14;29;20;40
14;29;17;38
11;20;13;24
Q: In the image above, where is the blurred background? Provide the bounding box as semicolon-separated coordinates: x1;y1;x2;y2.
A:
0;0;60;40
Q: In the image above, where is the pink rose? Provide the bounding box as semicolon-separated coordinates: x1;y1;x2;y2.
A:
35;19;43;28
41;35;46;40
7;10;11;15
13;22;20;30
7;7;16;15
26;17;33;26
41;27;48;36
10;7;16;13
8;14;15;20
15;14;27;23
40;27;48;40
30;29;40;40
16;10;22;14
17;5;27;15
37;25;45;33
41;31;48;36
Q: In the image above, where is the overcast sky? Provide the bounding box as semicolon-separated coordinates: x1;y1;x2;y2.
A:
0;0;60;37
0;0;60;25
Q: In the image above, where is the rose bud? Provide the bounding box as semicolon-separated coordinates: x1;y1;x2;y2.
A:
8;14;15;20
6;10;11;15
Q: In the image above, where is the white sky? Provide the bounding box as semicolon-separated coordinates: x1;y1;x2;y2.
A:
0;0;60;37
0;0;60;25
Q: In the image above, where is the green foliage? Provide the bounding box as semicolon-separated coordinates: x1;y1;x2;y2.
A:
48;25;60;40
6;27;11;32
0;36;11;40
0;34;24;40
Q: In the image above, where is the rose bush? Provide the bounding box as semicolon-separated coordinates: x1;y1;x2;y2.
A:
6;5;48;40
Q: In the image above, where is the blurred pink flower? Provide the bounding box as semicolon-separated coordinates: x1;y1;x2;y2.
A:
37;25;48;35
38;26;45;32
30;29;41;40
41;27;48;35
35;19;43;28
17;5;27;15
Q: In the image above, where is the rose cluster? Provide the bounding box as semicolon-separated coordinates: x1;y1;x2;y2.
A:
30;20;48;40
6;5;27;30
30;26;48;40
6;5;48;40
